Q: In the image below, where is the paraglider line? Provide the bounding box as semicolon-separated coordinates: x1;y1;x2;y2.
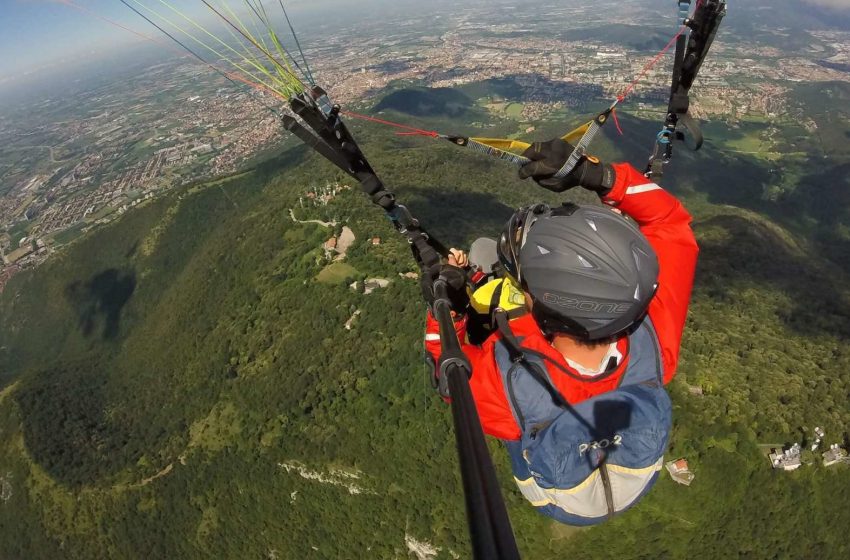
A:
115;0;284;115
340;2;705;149
118;1;237;85
341;111;441;138
611;108;624;136
278;0;315;84
243;0;312;84
616;0;704;102
131;0;299;98
200;0;302;92
617;27;686;102
57;0;168;48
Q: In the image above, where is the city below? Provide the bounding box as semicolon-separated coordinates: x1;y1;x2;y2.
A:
1;1;849;292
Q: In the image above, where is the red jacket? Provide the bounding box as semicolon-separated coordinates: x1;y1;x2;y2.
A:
424;162;699;440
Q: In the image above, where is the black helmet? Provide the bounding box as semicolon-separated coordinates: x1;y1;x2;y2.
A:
498;203;659;340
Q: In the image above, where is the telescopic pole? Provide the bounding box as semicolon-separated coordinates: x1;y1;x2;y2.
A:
433;279;521;560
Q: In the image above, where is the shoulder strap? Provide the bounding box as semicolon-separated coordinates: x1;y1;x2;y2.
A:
488;281;505;323
620;317;664;387
493;310;596;433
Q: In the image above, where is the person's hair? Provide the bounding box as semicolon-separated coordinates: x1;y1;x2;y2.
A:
551;332;618;348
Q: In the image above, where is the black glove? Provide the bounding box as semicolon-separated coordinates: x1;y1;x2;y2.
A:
518;138;615;195
420;264;469;315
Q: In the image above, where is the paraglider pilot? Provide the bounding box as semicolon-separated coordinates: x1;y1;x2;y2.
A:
423;138;698;525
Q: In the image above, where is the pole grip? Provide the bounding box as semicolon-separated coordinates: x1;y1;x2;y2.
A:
445;362;521;560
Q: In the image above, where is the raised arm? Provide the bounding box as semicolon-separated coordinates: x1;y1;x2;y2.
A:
518;138;699;383
601;163;699;382
421;255;522;440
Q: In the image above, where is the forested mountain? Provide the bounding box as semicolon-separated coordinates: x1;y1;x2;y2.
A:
1;85;849;558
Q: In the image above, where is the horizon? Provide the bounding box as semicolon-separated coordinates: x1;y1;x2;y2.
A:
0;0;388;91
2;0;850;110
3;0;850;98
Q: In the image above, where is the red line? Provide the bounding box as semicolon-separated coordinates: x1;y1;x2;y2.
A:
611;108;624;136
616;26;686;102
56;0;169;47
341;111;440;138
224;72;288;101
343;5;704;140
616;0;702;102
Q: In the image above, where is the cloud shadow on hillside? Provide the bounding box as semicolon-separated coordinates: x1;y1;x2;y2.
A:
401;186;516;248
65;268;136;340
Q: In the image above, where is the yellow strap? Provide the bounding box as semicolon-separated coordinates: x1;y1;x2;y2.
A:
468;120;592;156
470;278;526;315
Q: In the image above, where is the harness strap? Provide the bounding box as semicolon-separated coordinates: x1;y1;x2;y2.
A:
494;309;526;364
677;111;704;151
494;311;560;403
494;310;600;430
488;283;505;326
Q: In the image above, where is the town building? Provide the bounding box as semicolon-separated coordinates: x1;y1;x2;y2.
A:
822;445;849;467
768;443;803;471
665;458;695;486
2;244;33;265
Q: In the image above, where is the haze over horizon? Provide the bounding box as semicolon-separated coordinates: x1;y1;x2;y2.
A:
3;0;850;94
0;0;458;83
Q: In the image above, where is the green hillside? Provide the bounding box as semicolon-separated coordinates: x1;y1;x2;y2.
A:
1;90;849;558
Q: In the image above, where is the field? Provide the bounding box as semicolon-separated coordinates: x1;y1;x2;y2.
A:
479;98;526;119
316;262;359;284
50;222;87;245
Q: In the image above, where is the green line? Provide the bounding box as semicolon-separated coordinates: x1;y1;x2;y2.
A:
238;0;272;53
252;0;311;84
229;0;298;89
243;0;301;86
147;0;283;87
199;0;303;93
213;0;271;77
130;0;283;94
225;0;304;95
223;0;273;64
220;0;306;91
141;0;301;96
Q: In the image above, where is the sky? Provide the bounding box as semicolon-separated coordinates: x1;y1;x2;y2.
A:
1;1;149;78
804;0;850;7
0;0;326;81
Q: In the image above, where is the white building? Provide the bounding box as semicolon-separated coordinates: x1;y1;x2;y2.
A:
822;445;849;467
768;443;803;471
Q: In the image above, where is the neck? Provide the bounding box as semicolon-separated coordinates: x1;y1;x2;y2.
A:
551;334;612;371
